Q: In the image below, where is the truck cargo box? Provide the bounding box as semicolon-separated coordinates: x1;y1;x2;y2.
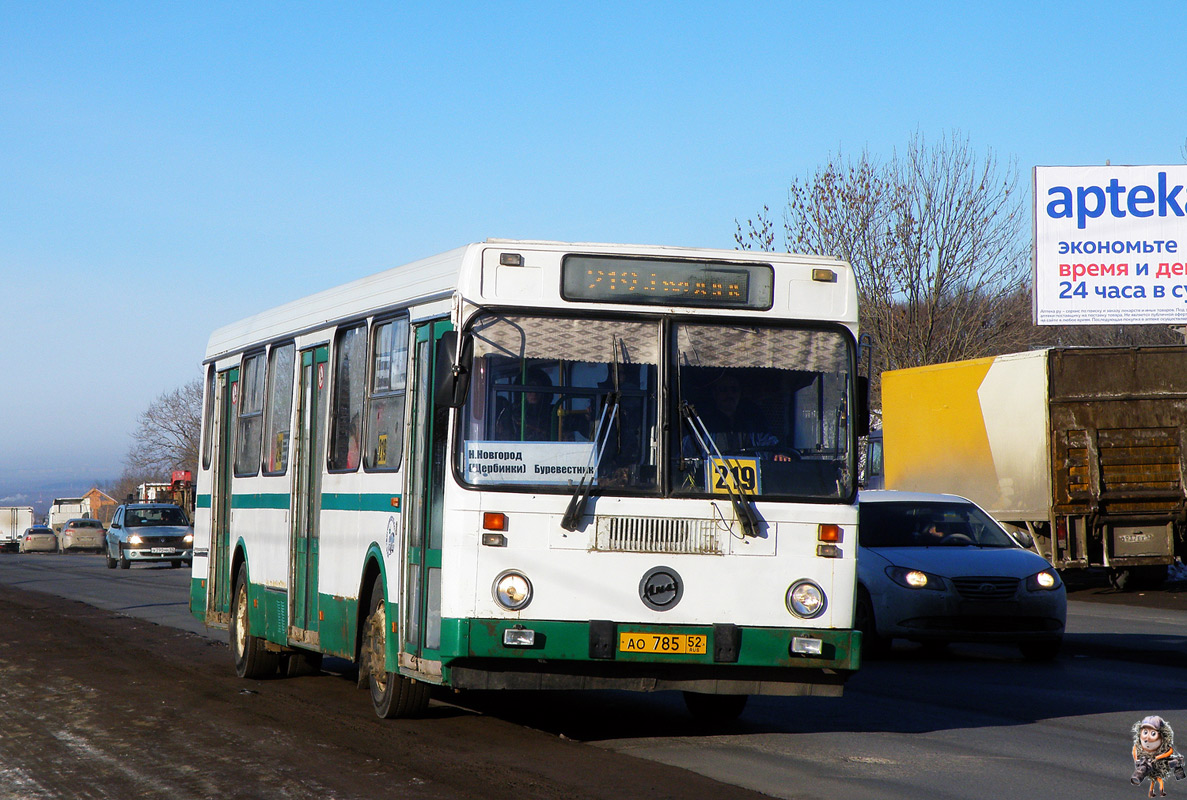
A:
882;346;1187;578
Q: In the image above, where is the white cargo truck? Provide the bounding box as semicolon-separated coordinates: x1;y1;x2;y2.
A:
882;346;1187;588
47;498;89;534
0;507;34;552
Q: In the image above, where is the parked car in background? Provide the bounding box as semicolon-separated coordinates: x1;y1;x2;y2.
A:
105;503;193;569
18;525;58;553
59;518;106;552
856;490;1066;661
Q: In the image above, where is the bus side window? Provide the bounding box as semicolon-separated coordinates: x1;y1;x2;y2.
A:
263;342;295;475
365;316;408;470
329;324;367;471
234;351;265;476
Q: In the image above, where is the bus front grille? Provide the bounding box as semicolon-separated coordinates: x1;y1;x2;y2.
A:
592;517;724;555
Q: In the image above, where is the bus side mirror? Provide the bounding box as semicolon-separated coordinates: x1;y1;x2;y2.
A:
434;331;474;409
857;376;870;437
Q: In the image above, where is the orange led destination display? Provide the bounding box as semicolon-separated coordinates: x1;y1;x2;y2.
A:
561;254;774;310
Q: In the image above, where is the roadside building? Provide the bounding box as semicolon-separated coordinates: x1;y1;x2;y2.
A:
84;488;119;527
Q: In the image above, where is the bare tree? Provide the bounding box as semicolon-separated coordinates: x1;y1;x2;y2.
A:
123;378;203;483
737;132;1031;399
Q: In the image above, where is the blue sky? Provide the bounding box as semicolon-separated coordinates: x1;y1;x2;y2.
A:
3;1;1185;493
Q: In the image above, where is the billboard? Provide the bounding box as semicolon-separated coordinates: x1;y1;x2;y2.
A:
1033;165;1187;325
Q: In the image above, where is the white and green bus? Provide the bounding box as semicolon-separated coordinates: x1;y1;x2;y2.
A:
191;239;867;720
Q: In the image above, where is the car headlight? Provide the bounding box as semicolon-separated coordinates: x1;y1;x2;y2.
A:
184;533;194;543
493;570;532;611
886;566;945;591
127;534;143;545
1026;569;1062;591
786;580;827;619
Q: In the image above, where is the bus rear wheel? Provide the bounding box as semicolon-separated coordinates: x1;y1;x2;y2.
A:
361;582;429;719
231;564;279;679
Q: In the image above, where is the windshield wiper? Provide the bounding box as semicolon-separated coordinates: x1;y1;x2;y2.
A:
560;392;620;531
680;401;761;538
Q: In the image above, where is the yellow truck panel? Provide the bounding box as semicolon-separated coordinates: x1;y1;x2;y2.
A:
881;346;1187;580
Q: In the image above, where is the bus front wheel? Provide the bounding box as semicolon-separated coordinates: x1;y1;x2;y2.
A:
361;582;429;719
231;564;279;679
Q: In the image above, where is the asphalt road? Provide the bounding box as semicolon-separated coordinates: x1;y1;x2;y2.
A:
3;552;1186;800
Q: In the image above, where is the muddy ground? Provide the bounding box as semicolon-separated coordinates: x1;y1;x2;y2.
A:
0;583;767;800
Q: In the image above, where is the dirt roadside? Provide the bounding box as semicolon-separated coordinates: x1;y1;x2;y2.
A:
0;583;768;800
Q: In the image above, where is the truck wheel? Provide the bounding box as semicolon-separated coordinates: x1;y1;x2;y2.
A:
230;564;279;679
360;582;429;718
1109;567;1165;591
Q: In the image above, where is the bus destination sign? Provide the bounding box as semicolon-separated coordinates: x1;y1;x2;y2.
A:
561;255;774;310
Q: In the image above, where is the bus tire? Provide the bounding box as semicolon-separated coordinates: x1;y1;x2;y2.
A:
231;564;278;680
682;692;748;723
361;582;429;719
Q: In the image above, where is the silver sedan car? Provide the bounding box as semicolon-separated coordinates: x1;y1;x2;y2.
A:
18;525;58;553
104;503;193;569
856;491;1066;660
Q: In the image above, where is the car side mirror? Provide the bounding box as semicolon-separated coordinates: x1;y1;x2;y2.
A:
1012;529;1034;549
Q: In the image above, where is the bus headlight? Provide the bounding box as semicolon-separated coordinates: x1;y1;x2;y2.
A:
786;580;827;619
493;570;533;611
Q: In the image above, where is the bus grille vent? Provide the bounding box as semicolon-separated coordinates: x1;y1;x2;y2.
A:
592;517;724;554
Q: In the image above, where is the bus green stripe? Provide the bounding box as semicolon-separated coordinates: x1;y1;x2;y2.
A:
200;493;402;512
321;493;403;513
230;494;291;510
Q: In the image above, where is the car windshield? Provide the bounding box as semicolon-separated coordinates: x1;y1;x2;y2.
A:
125;508;188;527
859;500;1017;548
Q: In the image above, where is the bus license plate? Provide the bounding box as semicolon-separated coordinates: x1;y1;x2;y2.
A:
618;633;707;655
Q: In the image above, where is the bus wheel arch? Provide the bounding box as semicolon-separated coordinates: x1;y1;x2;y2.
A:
359;580;428;719
230;560;279;679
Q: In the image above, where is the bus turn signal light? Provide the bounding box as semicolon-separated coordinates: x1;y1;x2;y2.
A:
483;512;507;531
818;524;842;543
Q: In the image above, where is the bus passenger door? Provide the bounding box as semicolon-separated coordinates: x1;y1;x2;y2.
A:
291;345;328;643
208;367;237;621
402;320;451;670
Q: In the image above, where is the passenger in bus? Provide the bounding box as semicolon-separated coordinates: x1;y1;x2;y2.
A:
495;369;558;442
699;375;790;460
346;414;361;469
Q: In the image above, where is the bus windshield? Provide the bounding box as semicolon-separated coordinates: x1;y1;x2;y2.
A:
458;313;855;500
460;314;659;491
672;323;854;500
